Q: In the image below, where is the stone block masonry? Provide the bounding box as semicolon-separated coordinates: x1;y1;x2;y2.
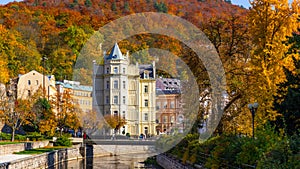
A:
156;153;196;169
0;148;81;169
0;141;49;156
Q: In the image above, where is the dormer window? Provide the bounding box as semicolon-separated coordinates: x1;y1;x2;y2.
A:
144;71;149;79
106;67;109;74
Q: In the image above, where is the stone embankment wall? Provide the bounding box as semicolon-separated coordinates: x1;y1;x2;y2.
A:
86;145;112;157
0;145;114;169
0;143;154;169
0;148;81;169
0;141;49;156
92;144;155;156
156;154;200;169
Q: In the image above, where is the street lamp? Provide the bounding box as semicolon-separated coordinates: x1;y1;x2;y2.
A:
41;57;48;99
248;102;259;138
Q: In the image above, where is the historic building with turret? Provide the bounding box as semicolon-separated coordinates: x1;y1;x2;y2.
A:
93;43;156;136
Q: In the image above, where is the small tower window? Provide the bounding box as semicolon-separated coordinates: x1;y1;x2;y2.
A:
114;80;118;89
114;96;118;104
114;67;118;74
123;81;126;89
122;111;126;119
106;81;110;89
106;96;109;104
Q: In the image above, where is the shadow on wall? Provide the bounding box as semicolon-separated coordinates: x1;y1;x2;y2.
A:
47;149;68;169
85;145;94;169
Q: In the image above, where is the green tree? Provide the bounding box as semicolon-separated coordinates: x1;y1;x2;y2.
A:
124;2;130;12
154;2;168;13
111;2;117;11
273;58;300;136
33;98;57;136
84;0;92;7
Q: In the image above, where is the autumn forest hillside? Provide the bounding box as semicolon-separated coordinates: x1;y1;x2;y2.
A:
1;0;299;135
0;0;246;81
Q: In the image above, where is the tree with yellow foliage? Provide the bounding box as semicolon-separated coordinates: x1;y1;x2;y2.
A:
104;114;126;134
247;0;300;127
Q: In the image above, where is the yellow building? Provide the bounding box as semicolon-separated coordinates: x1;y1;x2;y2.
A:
138;64;157;137
56;80;92;113
17;70;56;99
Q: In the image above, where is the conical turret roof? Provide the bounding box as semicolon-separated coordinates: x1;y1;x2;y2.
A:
107;43;124;60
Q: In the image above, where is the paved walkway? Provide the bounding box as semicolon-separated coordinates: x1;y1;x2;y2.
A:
0;154;32;163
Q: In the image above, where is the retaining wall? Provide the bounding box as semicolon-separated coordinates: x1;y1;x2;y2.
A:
156;154;197;169
0;141;49;156
0;148;81;169
0;144;151;169
92;144;155;156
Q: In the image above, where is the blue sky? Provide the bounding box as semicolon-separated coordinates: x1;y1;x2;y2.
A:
231;0;251;9
0;0;22;5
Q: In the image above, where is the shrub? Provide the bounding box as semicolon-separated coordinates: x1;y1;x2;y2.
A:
15;135;27;141
0;133;12;140
55;135;72;147
26;132;43;141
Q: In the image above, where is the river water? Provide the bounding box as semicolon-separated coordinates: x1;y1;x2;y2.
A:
62;155;161;169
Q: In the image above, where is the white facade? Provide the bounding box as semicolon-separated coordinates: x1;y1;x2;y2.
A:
93;43;157;136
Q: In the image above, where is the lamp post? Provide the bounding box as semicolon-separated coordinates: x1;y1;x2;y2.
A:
41;57;48;99
248;102;259;138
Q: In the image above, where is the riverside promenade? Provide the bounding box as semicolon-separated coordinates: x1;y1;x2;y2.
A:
0;154;32;163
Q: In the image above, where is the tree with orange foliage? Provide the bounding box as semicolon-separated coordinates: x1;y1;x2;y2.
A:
104;114;126;135
51;89;80;136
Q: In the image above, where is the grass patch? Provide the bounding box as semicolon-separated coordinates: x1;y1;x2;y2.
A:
14;146;68;155
0;141;23;145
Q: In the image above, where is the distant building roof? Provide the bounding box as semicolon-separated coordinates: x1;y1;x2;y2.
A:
56;81;92;92
156;89;181;95
156;78;181;91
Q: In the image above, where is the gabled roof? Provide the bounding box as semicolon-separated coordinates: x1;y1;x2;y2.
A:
106;43;124;60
